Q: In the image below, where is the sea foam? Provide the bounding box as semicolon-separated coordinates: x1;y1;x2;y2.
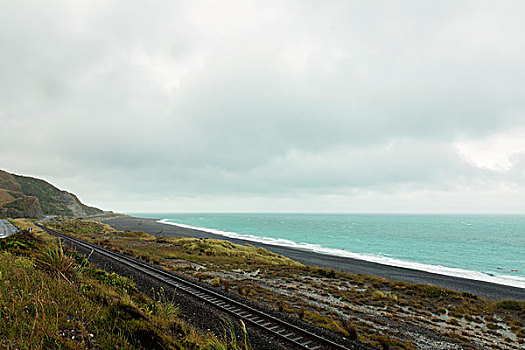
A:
158;219;525;289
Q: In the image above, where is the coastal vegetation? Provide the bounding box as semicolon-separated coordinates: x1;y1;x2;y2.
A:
0;219;250;349
0;169;102;218
46;216;525;349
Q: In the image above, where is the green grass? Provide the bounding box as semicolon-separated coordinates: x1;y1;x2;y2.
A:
206;320;251;350
0;228;254;350
46;217;525;350
49;217;302;268
34;239;76;282
0;249;132;349
495;299;524;311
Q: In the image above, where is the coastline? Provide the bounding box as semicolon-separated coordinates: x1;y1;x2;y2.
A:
102;215;525;300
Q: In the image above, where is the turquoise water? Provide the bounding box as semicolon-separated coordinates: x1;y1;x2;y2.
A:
130;213;525;288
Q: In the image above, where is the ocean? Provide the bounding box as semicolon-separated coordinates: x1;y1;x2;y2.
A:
129;213;525;289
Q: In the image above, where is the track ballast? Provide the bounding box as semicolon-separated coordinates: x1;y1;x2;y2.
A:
37;224;368;350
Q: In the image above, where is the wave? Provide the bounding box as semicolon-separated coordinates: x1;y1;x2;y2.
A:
157;219;525;289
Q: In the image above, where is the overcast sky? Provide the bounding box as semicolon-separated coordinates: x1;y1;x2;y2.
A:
1;0;525;213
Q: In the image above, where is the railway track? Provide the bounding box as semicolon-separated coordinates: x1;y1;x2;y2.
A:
37;224;361;350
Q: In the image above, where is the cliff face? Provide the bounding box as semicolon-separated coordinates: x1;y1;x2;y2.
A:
0;196;43;218
0;169;103;218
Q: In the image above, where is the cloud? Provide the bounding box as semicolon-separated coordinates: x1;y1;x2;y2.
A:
455;128;525;171
1;0;524;212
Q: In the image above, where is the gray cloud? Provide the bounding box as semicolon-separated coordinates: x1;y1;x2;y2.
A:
1;0;524;212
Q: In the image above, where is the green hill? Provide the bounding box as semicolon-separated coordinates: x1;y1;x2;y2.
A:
0;169;102;218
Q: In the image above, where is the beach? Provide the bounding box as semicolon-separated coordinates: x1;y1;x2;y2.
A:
103;216;525;301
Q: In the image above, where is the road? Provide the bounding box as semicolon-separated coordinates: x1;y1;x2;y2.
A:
35;215;56;223
0;219;19;238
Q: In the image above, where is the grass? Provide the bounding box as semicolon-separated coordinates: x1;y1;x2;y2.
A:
0;189;16;204
0;222;254;350
206;320;251;350
34;239;76;282
0;248;134;349
49;217;302;268
46;216;525;349
495;299;525;311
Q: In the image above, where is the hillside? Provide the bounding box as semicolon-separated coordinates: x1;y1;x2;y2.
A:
0;169;102;218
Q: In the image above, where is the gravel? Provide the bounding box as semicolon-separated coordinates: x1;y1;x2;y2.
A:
59;236;369;349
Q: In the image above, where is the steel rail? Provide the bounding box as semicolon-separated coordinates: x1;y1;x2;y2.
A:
37;224;353;350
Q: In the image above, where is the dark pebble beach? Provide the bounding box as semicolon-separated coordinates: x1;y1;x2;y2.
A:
103;216;525;301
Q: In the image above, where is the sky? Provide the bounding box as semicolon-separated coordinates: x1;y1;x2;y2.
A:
1;0;525;213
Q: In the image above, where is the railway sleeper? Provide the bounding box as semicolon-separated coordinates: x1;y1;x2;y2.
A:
39;225;354;350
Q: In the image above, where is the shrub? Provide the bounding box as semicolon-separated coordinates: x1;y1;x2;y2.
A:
377;334;391;350
0;229;42;252
411;284;446;298
372;291;387;300
495;299;523;311
340;318;358;340
316;268;336;278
